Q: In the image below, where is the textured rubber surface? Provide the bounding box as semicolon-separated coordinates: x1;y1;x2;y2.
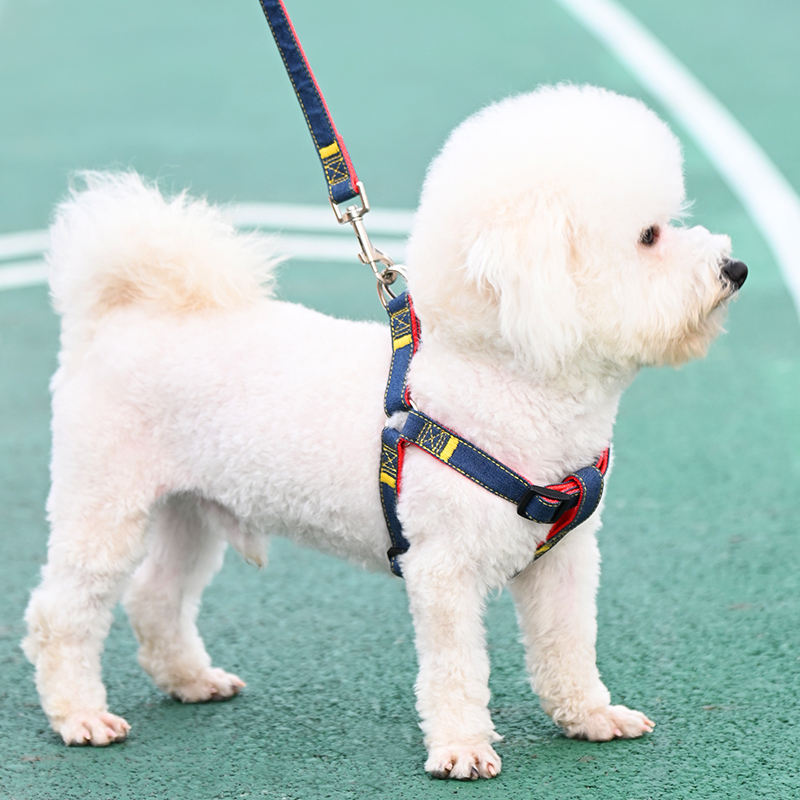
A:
1;1;799;798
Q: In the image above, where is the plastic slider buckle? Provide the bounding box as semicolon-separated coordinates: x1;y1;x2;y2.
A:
516;484;577;521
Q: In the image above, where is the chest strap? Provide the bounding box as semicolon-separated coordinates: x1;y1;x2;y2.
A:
379;292;610;577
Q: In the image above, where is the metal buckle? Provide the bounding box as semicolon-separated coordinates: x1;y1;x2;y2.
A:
331;181;407;308
386;545;408;560
330;180;370;224
516;485;577;520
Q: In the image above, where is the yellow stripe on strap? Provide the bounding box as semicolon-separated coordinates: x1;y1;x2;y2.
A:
318;142;340;159
440;436;459;463
379;472;396;489
393;334;413;350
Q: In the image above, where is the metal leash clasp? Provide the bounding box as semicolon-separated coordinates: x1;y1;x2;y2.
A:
331;181;407;308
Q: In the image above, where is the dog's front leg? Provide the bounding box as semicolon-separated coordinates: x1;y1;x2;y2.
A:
402;549;501;780
509;524;654;741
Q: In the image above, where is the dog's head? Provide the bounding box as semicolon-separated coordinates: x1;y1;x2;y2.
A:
406;85;745;379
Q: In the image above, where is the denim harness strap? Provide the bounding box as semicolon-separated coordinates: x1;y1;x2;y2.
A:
380;292;610;578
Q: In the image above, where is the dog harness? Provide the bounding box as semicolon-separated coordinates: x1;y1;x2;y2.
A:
256;1;610;577
380;293;610;577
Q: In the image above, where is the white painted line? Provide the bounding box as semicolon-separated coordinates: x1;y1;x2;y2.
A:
229;203;414;235
0;230;50;261
0;236;407;290
0;202;412;291
275;234;406;263
557;0;800;316
0;261;48;290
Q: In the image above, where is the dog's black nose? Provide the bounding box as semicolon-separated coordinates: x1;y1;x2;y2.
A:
721;258;748;290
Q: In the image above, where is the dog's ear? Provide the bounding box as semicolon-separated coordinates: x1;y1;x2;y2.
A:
465;198;583;373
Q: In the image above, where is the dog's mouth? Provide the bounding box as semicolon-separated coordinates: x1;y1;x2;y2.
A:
720;258;748;294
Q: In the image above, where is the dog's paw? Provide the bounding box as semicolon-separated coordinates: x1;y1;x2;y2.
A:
564;704;654;741
170;667;246;703
58;711;131;746
425;743;501;780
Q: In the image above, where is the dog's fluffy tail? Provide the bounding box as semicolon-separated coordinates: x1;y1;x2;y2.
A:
49;171;280;349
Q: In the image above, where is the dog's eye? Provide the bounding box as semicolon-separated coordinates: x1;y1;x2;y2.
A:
639;226;660;246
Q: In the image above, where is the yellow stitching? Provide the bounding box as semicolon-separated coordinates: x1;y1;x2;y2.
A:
454;434;525;481
323;155;349;184
384;309;412;413
379;441;401;552
265;17;354;200
267;23;321;150
411;415;579;517
380;442;398;477
581;469;604;518
323;156;349;184
574;473;588;518
415;414;527;484
413;439;507;499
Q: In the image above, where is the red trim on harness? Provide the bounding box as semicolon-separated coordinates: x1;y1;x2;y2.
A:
402;294;422;408
546;484;581;537
545;447;609;538
596;447;610;474
395;438;408;497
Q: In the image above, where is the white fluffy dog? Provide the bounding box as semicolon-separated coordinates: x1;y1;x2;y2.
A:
23;85;745;779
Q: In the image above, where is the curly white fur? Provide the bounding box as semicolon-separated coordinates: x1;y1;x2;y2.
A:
23;85;741;778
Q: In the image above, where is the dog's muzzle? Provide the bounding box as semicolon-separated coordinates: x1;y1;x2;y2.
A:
721;258;748;291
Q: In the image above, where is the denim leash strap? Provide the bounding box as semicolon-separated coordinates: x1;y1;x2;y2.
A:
257;0;407;305
257;0;360;205
380;292;610;577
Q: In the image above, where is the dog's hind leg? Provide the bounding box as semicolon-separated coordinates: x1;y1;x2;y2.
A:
509;524;655;741
23;478;152;746
123;494;246;703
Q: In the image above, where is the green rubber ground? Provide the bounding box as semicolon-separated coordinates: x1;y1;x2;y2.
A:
1;2;799;798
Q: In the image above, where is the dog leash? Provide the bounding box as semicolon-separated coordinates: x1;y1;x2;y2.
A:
256;2;610;577
257;0;405;306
